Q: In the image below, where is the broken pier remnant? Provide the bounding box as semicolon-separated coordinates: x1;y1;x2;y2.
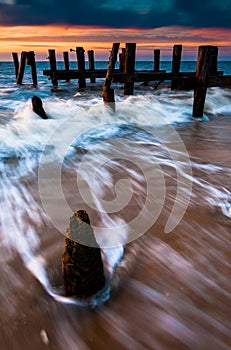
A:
62;210;105;298
102;42;120;110
32;95;48;119
48;49;58;87
193;46;218;118
124;43;136;95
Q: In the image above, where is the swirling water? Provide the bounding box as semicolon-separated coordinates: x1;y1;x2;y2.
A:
0;61;230;350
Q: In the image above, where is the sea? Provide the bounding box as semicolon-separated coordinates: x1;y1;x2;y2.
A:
0;60;230;350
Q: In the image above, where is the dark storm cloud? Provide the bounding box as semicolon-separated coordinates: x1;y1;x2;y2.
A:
0;0;231;28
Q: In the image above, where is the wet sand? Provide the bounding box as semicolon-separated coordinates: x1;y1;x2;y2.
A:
0;115;231;350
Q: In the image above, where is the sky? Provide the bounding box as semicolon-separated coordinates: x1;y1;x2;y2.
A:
0;0;231;60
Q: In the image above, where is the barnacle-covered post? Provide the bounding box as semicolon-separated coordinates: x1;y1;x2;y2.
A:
62;210;105;298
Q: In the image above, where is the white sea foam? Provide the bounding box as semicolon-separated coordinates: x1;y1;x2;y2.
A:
0;84;231;307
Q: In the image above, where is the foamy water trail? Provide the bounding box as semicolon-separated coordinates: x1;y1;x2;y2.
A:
0;162;112;307
0;88;230;310
1;87;231;159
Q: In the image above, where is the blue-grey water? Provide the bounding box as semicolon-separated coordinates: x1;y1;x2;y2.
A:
0;60;230;350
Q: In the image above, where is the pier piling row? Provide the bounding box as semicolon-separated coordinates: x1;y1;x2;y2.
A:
12;51;38;86
12;43;231;117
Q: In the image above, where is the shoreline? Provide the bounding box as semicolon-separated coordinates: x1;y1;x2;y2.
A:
0;114;230;349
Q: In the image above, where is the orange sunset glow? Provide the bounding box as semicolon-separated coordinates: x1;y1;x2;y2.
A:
1;25;231;60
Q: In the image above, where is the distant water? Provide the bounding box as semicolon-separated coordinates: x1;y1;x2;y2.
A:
0;61;230;350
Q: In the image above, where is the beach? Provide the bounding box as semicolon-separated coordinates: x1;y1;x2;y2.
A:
0;61;231;349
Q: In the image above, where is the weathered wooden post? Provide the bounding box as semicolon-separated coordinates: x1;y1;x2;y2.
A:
210;46;218;75
32;96;48;119
124;43;136;95
76;47;86;88
16;51;27;84
154;49;160;72
63;51;70;82
171;44;182;90
119;48;126;72
12;52;19;80
88;50;95;83
102;42;120;110
193;46;218;118
48;49;58;86
62;210;105;298
27;51;37;86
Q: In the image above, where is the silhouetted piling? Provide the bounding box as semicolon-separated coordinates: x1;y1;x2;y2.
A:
63;51;70;82
48;49;58;86
124;43;136;95
16;51;27;85
102;43;120;110
62;210;105;298
12;52;19;80
32;96;48;119
88;50;95;83
171;45;182;90
119;48;126;72
210;46;218;75
27;51;37;86
193;46;218;118
76;47;86;88
40;43;231;118
154;49;160;72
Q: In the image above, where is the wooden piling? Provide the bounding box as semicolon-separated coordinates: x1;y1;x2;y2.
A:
62;210;105;298
76;47;86;88
171;44;182;90
32;96;48;119
88;50;95;83
12;52;19;80
211;46;218;75
124;43;136;95
119;48;126;72
48;49;58;86
193;46;218;118
102;43;120;110
63;51;70;82
27;51;37;86
16;51;27;85
154;49;160;72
